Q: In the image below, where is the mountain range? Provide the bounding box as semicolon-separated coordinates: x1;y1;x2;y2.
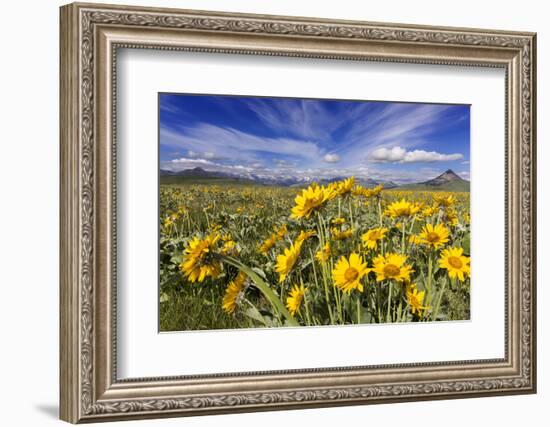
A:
398;169;469;191
160;167;469;191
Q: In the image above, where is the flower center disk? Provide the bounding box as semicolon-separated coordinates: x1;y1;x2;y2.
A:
427;232;440;242
344;267;359;282
448;256;463;269
383;264;400;277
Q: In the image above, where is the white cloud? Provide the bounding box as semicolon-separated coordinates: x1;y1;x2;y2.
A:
161;156;451;185
323;153;340;163
369;146;463;164
458;171;470;180
369;147;407;163
462;160;470;164
339;104;464;165
161;123;321;164
164;157;255;175
187;150;218;160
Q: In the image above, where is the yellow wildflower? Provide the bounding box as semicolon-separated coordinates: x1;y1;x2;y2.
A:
439;247;470;281
332;253;370;293
275;242;302;282
180;234;223;283
418;223;450;249
222;271;248;314
373;253;414;283
361;227;388;250
286;284;307;316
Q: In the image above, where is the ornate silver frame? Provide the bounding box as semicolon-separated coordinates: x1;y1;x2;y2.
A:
60;2;537;423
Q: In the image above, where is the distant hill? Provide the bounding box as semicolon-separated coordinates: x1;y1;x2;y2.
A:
160;167;256;185
160;167;229;179
398;169;469;192
160;167;468;191
161;167;398;188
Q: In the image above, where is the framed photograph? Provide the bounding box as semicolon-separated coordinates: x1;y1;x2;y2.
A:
60;2;537;423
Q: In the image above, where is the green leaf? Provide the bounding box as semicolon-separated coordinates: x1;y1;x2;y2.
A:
462;232;471;255
222;255;299;326
243;307;270;326
251;267;267;280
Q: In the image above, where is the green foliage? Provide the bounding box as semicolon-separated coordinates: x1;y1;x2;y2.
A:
159;182;471;331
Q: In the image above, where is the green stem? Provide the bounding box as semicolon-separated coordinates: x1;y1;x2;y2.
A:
376;285;382;322
433;276;449;321
409;216;416;235
401;219;407;254
348;196;354;229
378;198;383;227
427;251;433;307
334;285;342;323
300;276;312;326
396;288;403;322
310;247;334;324
386;281;393;323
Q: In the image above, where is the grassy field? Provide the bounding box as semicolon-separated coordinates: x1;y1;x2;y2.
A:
159;178;470;331
397;181;470;192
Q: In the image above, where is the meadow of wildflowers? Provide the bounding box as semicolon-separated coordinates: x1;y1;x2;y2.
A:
160;178;470;331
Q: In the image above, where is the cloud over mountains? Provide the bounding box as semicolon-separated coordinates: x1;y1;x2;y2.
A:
160;94;470;184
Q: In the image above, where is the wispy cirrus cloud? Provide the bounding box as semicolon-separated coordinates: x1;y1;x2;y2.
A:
335;103;460;163
160;122;322;165
323;153;341;163
159;94;470;183
244;98;351;141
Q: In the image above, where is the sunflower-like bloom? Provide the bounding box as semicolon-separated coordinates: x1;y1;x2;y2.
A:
180;234;223;282
275;224;288;239
443;208;459;227
422;204;438;217
315;242;331;264
325;182;340;201
332;253;370;293
259;234;277;254
221;238;237;255
406;284;430;316
409;234;423;245
331;227;353;241
384;199;422;219
361;227;388;250
439;247;470;281
290;184;333;219
275;242;302;282
418;223;450;249
286;284;307;316
296;229;316;244
365;184;384;198
222;271;248;314
163;213;178;228
433;194;456;208
331;217;346;225
335;177;355;197
352;185;368;197
372;253;414;282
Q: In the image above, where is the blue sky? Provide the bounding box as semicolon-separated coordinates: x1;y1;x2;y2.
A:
159;93;470;184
